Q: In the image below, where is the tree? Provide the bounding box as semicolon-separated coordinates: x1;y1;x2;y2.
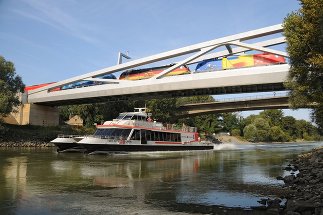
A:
270;126;288;142
294;119;319;140
0;56;25;117
283;0;323;132
221;113;240;132
243;117;271;142
259;109;284;126
281;116;297;139
243;124;257;142
147;98;178;124
253;118;271;142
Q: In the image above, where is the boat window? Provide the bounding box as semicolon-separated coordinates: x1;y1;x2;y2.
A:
155;132;161;141
161;132;166;141
140;115;146;121
145;130;151;141
116;114;126;119
133;115;145;121
123;114;134;120
166;133;171;141
130;129;141;140
94;129;107;136
94;128;131;139
171;133;181;142
146;131;181;142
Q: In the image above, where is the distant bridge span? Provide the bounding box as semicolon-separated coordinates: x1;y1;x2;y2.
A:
178;95;290;117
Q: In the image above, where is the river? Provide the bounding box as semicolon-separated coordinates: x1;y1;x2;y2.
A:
0;142;322;215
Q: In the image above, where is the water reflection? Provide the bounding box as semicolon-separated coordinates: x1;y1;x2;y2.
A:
0;142;322;215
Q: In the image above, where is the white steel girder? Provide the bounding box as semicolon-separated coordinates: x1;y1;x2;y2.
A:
189;37;286;64
28;24;287;99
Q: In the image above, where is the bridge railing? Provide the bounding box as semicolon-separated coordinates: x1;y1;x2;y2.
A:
183;92;288;105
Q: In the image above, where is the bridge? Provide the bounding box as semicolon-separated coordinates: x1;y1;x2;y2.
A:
178;93;290;117
13;24;291;126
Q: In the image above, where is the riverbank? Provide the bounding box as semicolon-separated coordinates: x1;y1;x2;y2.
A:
281;146;323;214
217;135;250;144
0;123;94;147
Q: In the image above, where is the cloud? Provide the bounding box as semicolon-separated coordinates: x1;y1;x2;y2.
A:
14;0;99;44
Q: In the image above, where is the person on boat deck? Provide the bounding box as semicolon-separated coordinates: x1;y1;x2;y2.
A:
147;116;153;122
119;135;125;144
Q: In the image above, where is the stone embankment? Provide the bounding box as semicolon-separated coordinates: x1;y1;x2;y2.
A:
281;147;323;215
0;141;54;147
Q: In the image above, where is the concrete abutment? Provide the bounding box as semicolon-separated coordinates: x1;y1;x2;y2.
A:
2;103;59;126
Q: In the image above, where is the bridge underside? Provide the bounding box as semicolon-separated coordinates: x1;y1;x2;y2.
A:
37;83;285;106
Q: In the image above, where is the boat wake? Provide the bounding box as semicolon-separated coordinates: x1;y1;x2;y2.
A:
213;143;238;150
213;143;256;151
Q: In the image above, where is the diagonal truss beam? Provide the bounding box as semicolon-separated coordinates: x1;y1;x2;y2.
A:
189;37;286;64
153;45;220;79
228;41;288;57
29;24;284;95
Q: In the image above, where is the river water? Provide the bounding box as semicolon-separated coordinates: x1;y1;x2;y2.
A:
0;142;322;215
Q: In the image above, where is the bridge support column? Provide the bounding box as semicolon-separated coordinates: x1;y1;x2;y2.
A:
2;94;59;126
21;104;59;126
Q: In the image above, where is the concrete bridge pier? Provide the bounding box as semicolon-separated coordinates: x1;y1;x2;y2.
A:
4;103;59;126
23;104;59;126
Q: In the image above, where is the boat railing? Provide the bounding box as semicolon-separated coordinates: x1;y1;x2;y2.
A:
101;119;197;133
87;135;120;141
180;126;197;132
57;134;83;138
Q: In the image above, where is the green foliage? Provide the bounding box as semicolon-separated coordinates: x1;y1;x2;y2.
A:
243;124;257;142
253;117;271;142
98;100;143;121
294;119;319;140
176;95;215;105
242;109;319;142
244;117;276;142
189;114;222;134
146;98;178;124
0;56;25;117
59;104;100;127
221;113;240;132
270;126;288;142
283;0;323;132
311;104;323;133
259;109;283;126
244;114;258;125
177;96;221;134
231;128;241;136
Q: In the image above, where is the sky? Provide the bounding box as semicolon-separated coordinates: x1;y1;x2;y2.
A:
0;0;312;121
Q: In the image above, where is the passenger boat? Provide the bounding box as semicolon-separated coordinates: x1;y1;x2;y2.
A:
53;108;216;153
